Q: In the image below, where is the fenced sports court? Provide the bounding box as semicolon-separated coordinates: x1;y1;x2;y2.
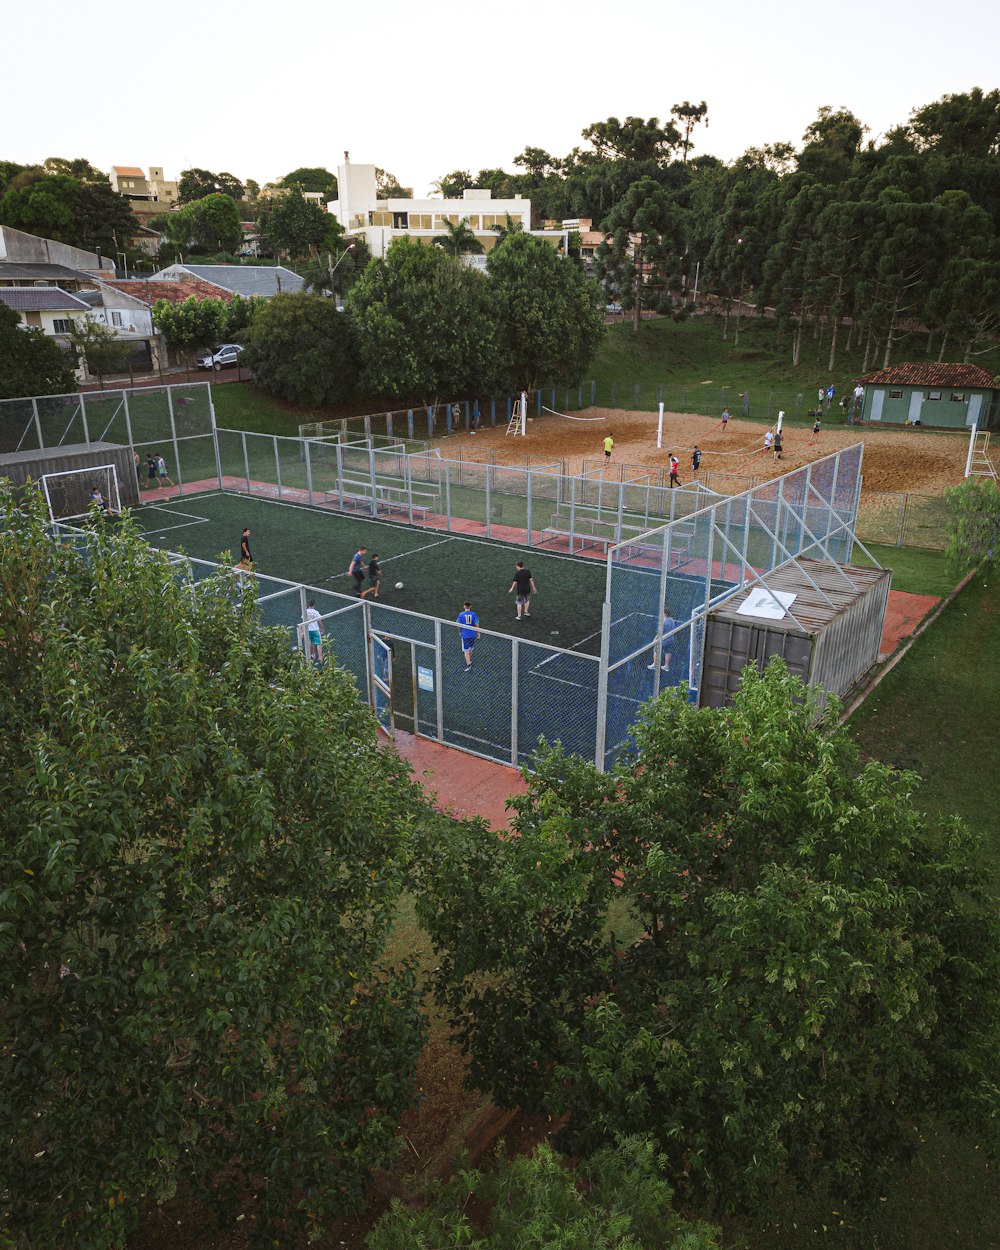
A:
4;383;867;770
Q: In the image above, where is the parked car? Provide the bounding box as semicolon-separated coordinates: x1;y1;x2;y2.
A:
196;343;245;371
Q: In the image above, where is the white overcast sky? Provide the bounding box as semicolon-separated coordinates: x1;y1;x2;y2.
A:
5;0;999;196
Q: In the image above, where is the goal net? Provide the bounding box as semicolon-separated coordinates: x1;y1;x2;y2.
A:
40;464;122;522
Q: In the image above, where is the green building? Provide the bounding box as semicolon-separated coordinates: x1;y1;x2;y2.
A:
860;363;999;429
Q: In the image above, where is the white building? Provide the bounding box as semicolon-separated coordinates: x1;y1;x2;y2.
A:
329;155;567;259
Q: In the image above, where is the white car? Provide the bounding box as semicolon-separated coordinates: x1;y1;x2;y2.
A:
196;343;245;371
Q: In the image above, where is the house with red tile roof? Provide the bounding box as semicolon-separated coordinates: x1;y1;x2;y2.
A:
859;363;999;429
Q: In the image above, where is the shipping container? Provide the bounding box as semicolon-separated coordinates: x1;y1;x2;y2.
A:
699;558;891;712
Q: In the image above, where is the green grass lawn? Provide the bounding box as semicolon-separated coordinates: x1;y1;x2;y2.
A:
849;574;1000;855
852;542;958;598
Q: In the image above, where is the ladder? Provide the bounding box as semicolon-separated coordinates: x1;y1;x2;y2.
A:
966;429;998;480
506;394;525;437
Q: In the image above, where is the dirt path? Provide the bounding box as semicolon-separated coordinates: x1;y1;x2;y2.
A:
442;408;985;496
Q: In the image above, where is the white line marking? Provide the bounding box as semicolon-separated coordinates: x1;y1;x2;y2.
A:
141;517;212;537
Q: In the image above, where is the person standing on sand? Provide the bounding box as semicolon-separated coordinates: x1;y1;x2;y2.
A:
720;408;730;430
691;446;702;474
603;434;614;462
669;454;681;488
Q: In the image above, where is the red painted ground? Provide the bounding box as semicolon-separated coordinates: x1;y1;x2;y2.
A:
385;729;527;831
879;589;940;658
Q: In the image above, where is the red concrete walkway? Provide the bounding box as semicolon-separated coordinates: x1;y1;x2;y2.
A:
879;589;940;658
384;729;527;831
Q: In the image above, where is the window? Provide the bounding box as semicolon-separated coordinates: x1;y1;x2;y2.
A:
110;310;124;327
888;389;903;399
927;391;942;401
52;319;71;333
950;392;966;403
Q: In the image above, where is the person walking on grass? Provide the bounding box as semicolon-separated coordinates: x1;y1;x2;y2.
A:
361;552;381;600
348;545;367;596
457;601;480;669
669;454;681;488
603;434;614;463
508;561;537;620
237;527;254;570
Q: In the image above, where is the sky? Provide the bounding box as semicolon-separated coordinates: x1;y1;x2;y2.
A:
5;0;999;198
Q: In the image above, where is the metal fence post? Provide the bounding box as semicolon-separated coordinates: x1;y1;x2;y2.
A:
510;639;519;766
485;468;491;539
30;397;44;449
273;435;282;498
590;380;596;405
434;619;444;742
79;393;91;445
407;408;414;440
445;462;452;532
166;389;184;494
304;441;314;504
594;601;611;772
241;431;251;494
526;472;533;544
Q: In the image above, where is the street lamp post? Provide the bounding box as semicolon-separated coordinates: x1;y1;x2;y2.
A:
328;242;356;307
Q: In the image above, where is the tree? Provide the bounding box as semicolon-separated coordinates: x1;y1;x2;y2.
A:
597;177;687;331
432;216;483;256
0;173;138;255
180;192;243;254
432;169;473;198
367;1138;719;1250
178;168;243;203
376;168;411;198
280;165;338;199
348;238;499;402
0;173;79;241
946;477;1000;574
414;663;1000;1214
68;317;131;388
245;291;358;405
0;302;77;399
0;487;432;1247
151;296;228;372
223;292;267;338
581;116;681;164
42;156;106;182
259;188;341;259
671;100;709;163
797;106;867;183
486;232;605;392
907;87;1000;159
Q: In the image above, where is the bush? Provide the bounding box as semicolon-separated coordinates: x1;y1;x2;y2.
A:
245;291;357;406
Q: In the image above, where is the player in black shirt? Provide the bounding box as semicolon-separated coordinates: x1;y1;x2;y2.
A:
238;527;253;568
361;553;382;599
508;561;537;620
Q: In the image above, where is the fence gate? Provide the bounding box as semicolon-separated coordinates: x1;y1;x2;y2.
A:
370;634;395;732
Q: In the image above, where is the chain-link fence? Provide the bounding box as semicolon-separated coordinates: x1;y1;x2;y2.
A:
855;492;951;549
0;382;218;495
602;444;865;768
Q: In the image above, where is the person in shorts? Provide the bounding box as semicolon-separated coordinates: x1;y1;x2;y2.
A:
304;599;323;664
146;455;159;490
647;607;678;671
156;454;174;488
720;407;730;430
508;561;537;620
691;446;702;473
238;527;253;569
348;546;367;596
669;454;681;487
361;552;382;600
603;434;614;461
456;601;480;669
763;428;774;453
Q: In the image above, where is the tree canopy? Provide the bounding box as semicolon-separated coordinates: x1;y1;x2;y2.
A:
348;239;499;402
178;168;244;203
259;188;341;259
0;172;138;255
414;663;1000;1213
946;477;1000;574
0;487;434;1247
487;232;605;391
246;291;358;405
151;296;228;368
280;165;338;199
0;302;77;398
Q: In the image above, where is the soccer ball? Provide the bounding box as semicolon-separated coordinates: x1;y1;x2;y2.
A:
395;581;404;590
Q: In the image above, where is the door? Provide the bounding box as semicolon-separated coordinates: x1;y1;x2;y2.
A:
907;391;923;425
370;634;394;733
869;389;885;422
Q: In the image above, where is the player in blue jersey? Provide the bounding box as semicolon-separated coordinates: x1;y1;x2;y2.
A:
456;601;480;669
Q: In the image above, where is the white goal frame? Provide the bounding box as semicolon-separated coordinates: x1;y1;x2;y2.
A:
40;463;122;522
